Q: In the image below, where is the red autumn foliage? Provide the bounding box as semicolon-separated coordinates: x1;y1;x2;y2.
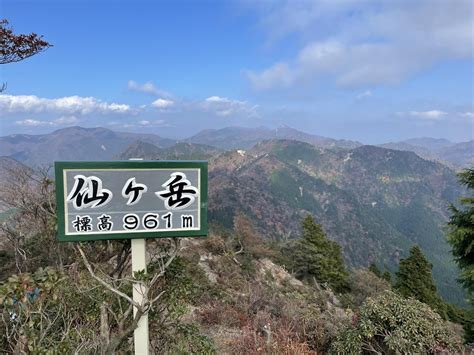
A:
0;19;52;64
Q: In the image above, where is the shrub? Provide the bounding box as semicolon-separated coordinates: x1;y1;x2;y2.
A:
349;269;391;308
202;234;228;255
0;267;102;353
331;290;462;354
233;213;274;260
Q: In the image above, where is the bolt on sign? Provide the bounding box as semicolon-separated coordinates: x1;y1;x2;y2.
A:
55;161;208;242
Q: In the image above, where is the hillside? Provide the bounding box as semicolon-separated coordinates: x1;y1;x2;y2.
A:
0;138;469;352
0;156;33;212
2;215;463;353
0;156;32;183
118;141;221;160
207;141;464;304
119;138;466;305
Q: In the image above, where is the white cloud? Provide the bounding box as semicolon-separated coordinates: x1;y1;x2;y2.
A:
205;96;227;103
129;83;259;119
15;115;79;126
202;96;259;118
112;119;168;128
0;94;132;115
151;98;174;109
128;80;171;98
149;119;166;126
15;119;51;126
246;0;473;89
144;94;260;119
459;112;474;119
356;90;372;99
409;110;447;120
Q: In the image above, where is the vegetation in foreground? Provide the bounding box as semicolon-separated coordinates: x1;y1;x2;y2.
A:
0;165;472;354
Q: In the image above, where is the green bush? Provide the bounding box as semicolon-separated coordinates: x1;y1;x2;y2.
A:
348;269;390;308
0;257;215;354
0;267;101;353
331;290;461;354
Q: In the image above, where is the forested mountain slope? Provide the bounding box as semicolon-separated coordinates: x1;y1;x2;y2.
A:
207;140;465;304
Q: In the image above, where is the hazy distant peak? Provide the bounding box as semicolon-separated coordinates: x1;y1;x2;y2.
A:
400;137;454;150
188;125;361;150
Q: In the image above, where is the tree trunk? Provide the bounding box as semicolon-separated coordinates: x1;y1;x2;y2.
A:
100;302;110;355
105;308;144;354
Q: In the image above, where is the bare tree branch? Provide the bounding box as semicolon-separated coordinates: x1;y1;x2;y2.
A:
76;244;139;308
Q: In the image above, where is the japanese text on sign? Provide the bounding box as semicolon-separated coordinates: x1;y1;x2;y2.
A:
55;161;208;242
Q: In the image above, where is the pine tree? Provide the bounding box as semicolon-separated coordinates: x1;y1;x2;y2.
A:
395;245;447;317
290;215;349;292
447;168;474;301
447;169;474;342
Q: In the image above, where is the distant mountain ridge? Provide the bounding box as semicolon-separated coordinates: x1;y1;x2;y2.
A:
0;126;177;167
0;125;471;169
186;126;362;150
380;138;473;169
117;140;221;161
401;137;454;150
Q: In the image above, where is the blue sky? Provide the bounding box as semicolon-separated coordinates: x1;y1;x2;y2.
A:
1;0;473;143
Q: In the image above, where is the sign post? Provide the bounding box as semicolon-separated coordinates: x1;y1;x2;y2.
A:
55;161;208;354
130;158;149;355
132;238;149;355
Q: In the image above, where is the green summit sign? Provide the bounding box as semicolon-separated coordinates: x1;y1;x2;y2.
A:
55;161;208;242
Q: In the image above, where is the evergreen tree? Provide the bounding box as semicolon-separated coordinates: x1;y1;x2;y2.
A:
447;169;474;343
395;245;447;317
290;215;349;292
447;168;474;301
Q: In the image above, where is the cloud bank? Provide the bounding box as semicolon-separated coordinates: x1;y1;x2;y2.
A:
0;95;132;116
246;0;473;90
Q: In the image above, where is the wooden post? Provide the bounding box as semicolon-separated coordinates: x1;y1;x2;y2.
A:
132;238;149;355
130;158;149;355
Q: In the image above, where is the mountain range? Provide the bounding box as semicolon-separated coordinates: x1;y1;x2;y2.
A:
186;126;362;150
0;126;177;167
0;125;471;305
1;126;471;169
